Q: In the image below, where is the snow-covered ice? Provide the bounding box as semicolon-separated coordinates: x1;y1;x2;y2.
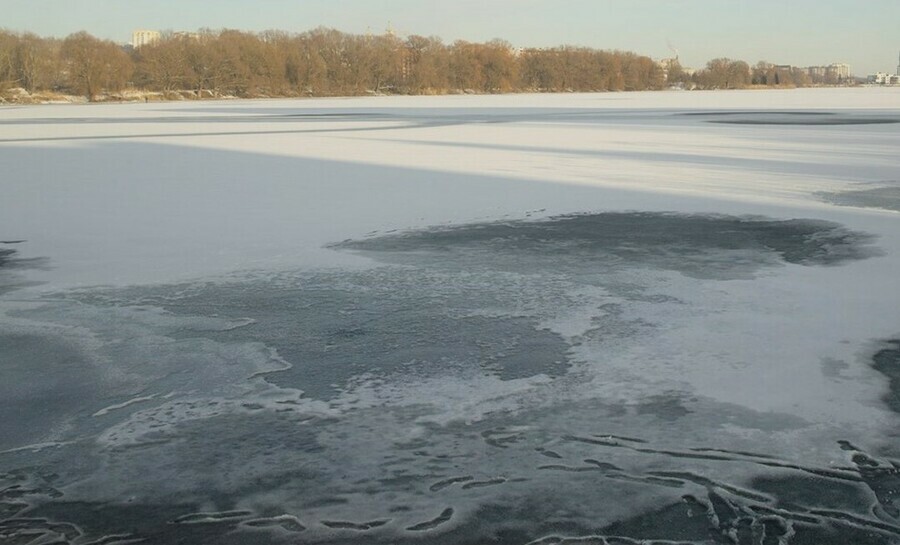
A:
1;88;900;544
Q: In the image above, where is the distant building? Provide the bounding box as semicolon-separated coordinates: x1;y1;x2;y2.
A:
828;63;851;80
804;63;851;84
658;57;679;70
866;53;900;85
867;72;900;85
172;31;201;41
773;65;794;80
773;64;793;77
132;29;161;49
657;57;677;81
807;66;827;78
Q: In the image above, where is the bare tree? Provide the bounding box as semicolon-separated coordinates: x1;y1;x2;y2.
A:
695;58;749;89
133;36;191;91
0;31;19;91
403;35;449;93
61;31;132;100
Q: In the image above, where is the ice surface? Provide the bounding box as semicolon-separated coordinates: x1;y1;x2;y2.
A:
2;88;900;544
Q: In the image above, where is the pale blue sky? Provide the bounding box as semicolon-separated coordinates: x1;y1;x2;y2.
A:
3;0;898;75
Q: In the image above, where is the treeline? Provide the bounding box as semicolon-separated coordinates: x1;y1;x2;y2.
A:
0;28;667;99
0;28;848;102
685;58;846;89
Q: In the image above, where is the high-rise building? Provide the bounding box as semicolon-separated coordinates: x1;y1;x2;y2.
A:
828;63;851;80
132;30;161;49
807;66;827;78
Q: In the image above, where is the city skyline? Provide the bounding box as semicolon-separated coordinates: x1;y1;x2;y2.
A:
3;0;898;75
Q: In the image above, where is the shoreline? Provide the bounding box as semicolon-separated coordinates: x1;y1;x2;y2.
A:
0;83;879;107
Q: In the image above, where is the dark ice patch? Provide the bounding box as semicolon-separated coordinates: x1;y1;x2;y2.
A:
752;474;875;513
821;357;851;380
684;110;833;116
429;476;474;492
405;507;454;531
461;478;506;490
682;111;900;126
599;496;712;542
0;335;102;448
20;500;244;545
872;340;900;415
0;243;48;271
243;516;306;532
634;394;693;422
4;211;888;545
0;240;26;271
0;242;47;295
101;412;325;497
108;272;573;399
172;510;253;524
334;212;880;280
818;186;900;213
322;518;390;530
0;247;16;268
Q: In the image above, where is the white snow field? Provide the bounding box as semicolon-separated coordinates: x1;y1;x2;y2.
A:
1;88;900;544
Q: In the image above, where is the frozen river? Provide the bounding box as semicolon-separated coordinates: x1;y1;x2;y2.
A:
2;89;900;544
